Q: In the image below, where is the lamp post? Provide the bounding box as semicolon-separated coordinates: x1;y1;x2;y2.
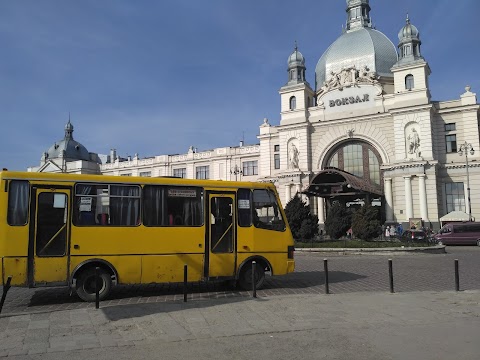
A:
230;164;242;181
458;141;475;221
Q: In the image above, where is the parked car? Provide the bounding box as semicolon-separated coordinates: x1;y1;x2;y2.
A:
400;230;428;243
434;222;480;246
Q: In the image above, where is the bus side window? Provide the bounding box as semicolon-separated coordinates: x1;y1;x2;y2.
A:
238;188;252;227
7;180;29;226
143;185;203;227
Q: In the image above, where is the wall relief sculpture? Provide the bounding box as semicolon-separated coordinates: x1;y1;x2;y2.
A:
405;127;421;158
317;65;381;97
288;142;300;170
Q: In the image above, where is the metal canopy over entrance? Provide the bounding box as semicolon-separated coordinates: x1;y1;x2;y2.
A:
304;167;383;198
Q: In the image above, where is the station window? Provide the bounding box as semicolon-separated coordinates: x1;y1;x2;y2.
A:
445;123;456;132
446;134;457;153
289;96;296;110
196;166;209;180
242;161;258;176
173;168;187;178
405;74;414;90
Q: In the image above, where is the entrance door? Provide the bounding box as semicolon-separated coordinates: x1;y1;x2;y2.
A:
207;194;236;278
31;189;70;285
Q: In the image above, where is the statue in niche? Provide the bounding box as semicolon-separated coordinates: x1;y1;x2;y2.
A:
407;128;420;155
288;143;299;169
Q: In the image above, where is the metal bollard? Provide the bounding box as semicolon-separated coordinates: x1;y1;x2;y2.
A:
388;259;394;293
184;264;188;302
0;276;12;314
324;259;329;295
252;261;257;298
95;267;100;309
454;259;460;292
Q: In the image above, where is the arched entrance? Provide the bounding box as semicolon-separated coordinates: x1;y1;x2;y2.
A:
306;141;385;222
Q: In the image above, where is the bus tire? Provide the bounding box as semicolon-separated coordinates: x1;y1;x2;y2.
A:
238;262;265;291
76;267;112;302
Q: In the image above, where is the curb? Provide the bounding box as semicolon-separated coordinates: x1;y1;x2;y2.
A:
295;245;446;255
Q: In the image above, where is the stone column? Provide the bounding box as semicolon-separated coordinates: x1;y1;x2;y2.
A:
418;174;429;221
404;176;413;221
285;184;291;205
384;177;394;222
317;197;325;223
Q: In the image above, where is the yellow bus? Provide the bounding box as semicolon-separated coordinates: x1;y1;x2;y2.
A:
0;170;295;301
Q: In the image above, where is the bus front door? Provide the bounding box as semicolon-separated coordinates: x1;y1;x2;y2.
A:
30;189;70;286
207;194;236;279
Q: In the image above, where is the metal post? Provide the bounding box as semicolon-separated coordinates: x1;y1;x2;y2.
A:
0;276;12;314
455;259;460;292
95;267;100;309
388;259;394;293
465;153;472;222
252;261;257;298
324;259;329;294
184;264;188;302
458;141;474;222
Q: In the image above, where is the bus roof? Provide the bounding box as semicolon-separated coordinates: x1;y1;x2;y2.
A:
0;170;275;190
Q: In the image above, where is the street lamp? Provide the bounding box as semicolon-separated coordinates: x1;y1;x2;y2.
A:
230;164;242;181
458;141;475;221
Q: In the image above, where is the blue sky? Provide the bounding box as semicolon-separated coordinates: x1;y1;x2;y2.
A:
1;0;478;171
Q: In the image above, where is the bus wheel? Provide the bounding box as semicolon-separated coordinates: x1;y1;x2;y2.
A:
76;267;112;302
238;262;265;291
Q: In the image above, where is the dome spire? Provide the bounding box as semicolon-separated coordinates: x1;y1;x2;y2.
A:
346;0;372;31
65;116;74;140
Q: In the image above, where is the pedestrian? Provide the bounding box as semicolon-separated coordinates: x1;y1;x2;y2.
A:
385;226;390;239
347;228;352;239
398;223;403;236
390;225;396;237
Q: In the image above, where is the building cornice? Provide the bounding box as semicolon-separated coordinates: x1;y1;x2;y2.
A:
382;159;438;171
388;104;433;115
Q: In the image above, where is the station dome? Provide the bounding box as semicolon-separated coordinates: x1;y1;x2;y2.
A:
43;120;93;162
315;0;398;91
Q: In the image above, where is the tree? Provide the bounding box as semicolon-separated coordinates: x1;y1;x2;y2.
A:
351;204;381;240
324;201;351;240
284;194;319;241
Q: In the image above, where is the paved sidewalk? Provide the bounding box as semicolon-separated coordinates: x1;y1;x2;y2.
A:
0;290;478;358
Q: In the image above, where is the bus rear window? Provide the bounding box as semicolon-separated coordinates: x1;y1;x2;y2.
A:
7;180;29;226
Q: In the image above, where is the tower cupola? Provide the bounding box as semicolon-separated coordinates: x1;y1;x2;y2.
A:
397;15;423;64
346;0;372;31
286;42;307;86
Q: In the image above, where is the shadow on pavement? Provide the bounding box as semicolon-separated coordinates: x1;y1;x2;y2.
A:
101;295;262;321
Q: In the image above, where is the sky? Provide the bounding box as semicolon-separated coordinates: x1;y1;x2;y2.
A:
1;0;479;171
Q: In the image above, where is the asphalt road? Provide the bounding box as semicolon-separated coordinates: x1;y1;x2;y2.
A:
1;246;479;315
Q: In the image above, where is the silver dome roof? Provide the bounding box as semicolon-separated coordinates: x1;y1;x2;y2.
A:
398;16;419;41
315;27;398;91
288;47;305;67
43;121;93;162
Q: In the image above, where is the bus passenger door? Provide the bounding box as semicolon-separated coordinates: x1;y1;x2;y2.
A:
30;189;70;286
207;194;236;279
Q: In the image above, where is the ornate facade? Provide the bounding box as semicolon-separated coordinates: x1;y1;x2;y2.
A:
31;0;480;230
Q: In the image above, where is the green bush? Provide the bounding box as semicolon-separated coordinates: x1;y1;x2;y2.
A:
284;194;319;241
351;204;381;240
324;202;351;240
